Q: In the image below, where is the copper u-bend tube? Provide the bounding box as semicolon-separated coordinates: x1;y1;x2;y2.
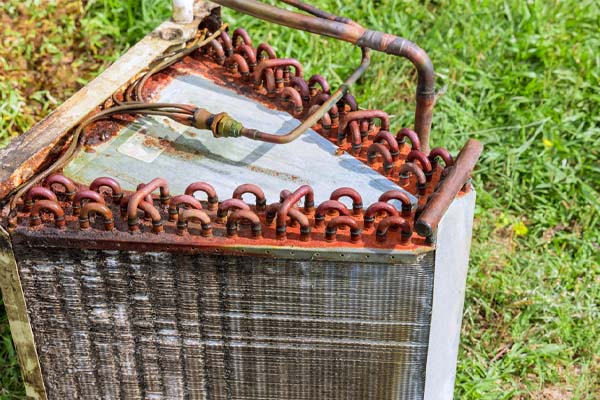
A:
276;185;314;238
79;202;114;231
379;190;413;217
256;42;277;61
330;187;363;215
89;177;123;203
428;147;454;169
363;201;399;229
217;198;251;223
29;200;66;229
376;216;412;244
325;216;361;243
45;174;76;200
126;178;170;227
168;194;203;222
177;209;212;237
72;190;105;216
314;200;351;227
399;162;427;195
23;187;58;211
232;184;267;211
185;182;218;210
226;209;262;238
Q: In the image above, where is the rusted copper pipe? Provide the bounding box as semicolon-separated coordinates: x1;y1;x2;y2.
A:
396;128;421;151
79;202;114;231
338;93;358;115
227;54;250;78
226;209;262;238
126;178;170;228
339;120;362;151
219;31;233;56
287;208;311;241
309;93;339;123
407;150;433;183
399;162;427;195
23;187;58;212
177;208;212;237
415;139;483;238
330;187;363;215
232;184;267;211
89;177;123;203
254;59;303;89
232;27;253;47
289;76;310;103
212;0;435;151
379;190;412;217
184;182;218;210
279;189;292;203
135;201;163;234
428;147;454;169
325;216;361;243
308;74;330;96
29;200;66;229
367;143;394;174
308;105;332;131
314;200;351;227
168;194;203;222
72;190;105;216
256;42;277;61
256;67;277;95
376;216;412;244
281;87;304;115
339;110;390;137
216;198;251;223
276;185;314;239
363;201;399;229
235;43;257;70
373;130;400;159
45;174;76;200
208;39;226;65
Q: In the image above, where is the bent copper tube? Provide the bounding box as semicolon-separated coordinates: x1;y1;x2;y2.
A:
376;216;412;244
428;147;454;169
232;27;253;47
289;76;310;103
254;58;303;88
415;139;483;238
339;110;390;136
29;200;66;229
396;128;421;151
208;39;226;65
177;208;212;237
212;0;435;151
363;201;399;229
379;190;412;216
281;87;304;115
72;190;105;216
134;201;163;234
126;177;170;226
89;177;123;203
79;202;114;231
406;150;433;182
338;93;358;115
219;31;233;56
168;194;203;222
308;74;330;96
279;189;292;203
399;162;427;195
374;130;400;159
45;174;76;200
314;200;351;227
309;93;339;123
226;209;262;238
256;42;277;61
279;0;361;27
330;187;363;215
23;187;58;212
367;143;394;174
185;182;218;210
235;43;257;69
276;185;314;239
308;105;332;131
287;208;311;241
340;120;362;152
216;198;251;223
325;216;361;243
232;184;267;211
227;54;250;78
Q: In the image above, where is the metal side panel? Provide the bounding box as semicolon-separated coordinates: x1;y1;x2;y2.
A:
424;189;476;400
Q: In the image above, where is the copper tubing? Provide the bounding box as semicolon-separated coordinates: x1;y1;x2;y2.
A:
314;200;351;227
373;130;400;159
208;39;226;65
276;185;314;239
45;174;76;200
184;182;218;210
227;54;250;78
216;198;251;223
168;194;203;222
29;200;66;229
265;203;281;225
226;209;262;238
379;190;413;216
325;216;361;243
396;128;421;151
72;190;105;216
219;31;233;56
256;42;277;61
330;187;363;215
134;201;163;234
339;110;390;138
289;76;310;103
279;189;292;203
89;177;123;203
279;0;361;27
241;47;370;144
176;209;212;237
79;202;114;231
287;208;311;241
255;59;303;88
211;0;435;152
367;143;394;174
235;43;257;69
308;74;330;96
258;68;277;95
363;201;399;229
23;187;58;211
338;93;358;114
308;105;332;131
406;150;433;183
232;27;253;47
428;147;454;169
232;184;267;211
415;139;483;238
376;216;412;244
126;178;169;228
399;162;427;195
309;93;339;118
281;87;304;115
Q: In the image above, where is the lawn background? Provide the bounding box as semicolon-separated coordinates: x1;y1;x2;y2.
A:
1;0;598;398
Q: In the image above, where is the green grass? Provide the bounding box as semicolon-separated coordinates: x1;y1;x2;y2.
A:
1;0;599;398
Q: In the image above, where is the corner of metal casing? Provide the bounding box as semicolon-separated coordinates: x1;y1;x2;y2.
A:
0;226;48;400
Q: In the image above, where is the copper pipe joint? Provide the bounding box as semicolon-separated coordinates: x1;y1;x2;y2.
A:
219;31;233;56
185;182;218;210
79;202;114;231
367;143;394;174
235;43;257;70
407;150;433;181
255;58;303;89
276;185;314;239
325;216;361;243
280;87;304;115
399;162;427;195
308;74;330;96
287;208;311;241
232;184;267;211
338;93;358;115
177;208;212;237
89;177;123;203
428;147;454;169
339;110;390;136
168;194;203;222
379;190;413;217
226;209;262;238
314;200;351;227
227;54;250;78
232;27;253;47
126;178;169;230
363;201;399;229
29;200;65;229
373;130;400;159
72;190;105;216
289;76;310;103
44;174;76;200
23;187;58;212
396;128;421;151
208;39;226;65
256;42;277;61
330;187;363;215
376;216;412;244
216;198;251;223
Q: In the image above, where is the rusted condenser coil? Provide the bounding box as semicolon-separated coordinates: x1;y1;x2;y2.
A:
0;2;483;400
